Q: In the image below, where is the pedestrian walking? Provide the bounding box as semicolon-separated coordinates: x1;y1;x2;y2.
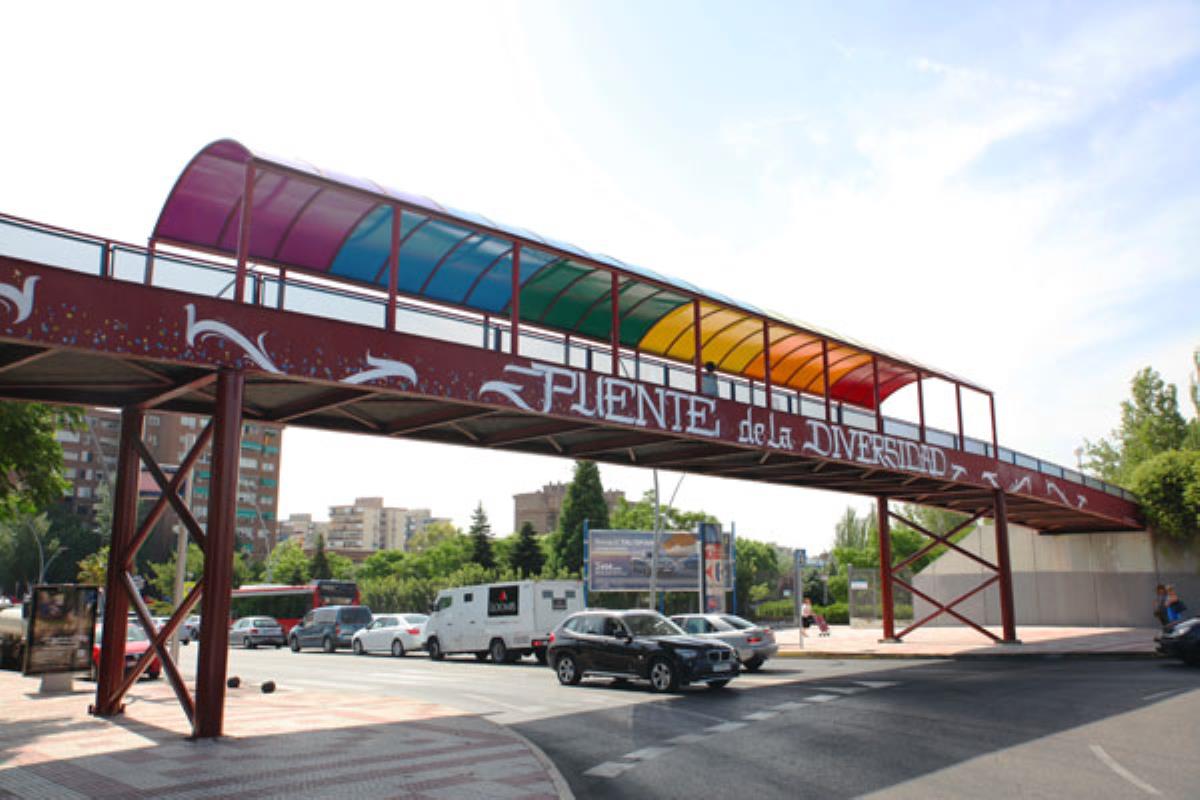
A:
1153;584;1169;626
1165;585;1187;623
800;596;815;637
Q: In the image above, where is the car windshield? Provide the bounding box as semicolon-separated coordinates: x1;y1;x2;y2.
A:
623;613;684;637
720;615;755;630
97;624;148;642
403;614;428;625
254;618;277;627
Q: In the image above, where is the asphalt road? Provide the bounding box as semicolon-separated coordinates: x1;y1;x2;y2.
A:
199;647;1200;798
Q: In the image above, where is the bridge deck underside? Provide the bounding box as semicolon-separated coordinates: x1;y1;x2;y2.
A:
0;341;1126;533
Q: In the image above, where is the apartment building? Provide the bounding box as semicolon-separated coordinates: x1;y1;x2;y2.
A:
56;408;283;558
322;497;447;557
513;482;626;534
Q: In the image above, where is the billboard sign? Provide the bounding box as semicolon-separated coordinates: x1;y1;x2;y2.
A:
23;584;99;676
588;529;731;593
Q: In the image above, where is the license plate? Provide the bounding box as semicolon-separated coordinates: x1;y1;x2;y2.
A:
712;662;731;672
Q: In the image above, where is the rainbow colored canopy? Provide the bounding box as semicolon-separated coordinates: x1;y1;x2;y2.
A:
154;140;966;408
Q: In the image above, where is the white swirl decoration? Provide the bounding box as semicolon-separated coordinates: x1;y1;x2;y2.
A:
184;303;281;373
0;276;38;324
341;353;418;386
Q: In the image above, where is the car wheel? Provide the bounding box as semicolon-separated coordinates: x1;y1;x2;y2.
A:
353;639;365;656
390;639;406;658
708;679;731;690
322;636;335;654
534;648;548;665
474;651;489;662
743;655;764;672
648;657;678;693
555;654;581;685
489;638;508;664
243;636;254;650
289;636;300;652
427;637;444;661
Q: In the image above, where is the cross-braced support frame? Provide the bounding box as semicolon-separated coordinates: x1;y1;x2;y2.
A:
876;492;1018;643
90;370;244;738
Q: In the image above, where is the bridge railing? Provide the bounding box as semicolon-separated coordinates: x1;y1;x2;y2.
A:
0;212;1135;503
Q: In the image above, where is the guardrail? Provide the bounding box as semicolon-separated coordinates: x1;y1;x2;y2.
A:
0;212;1135;503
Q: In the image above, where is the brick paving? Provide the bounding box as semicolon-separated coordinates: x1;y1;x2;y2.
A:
0;672;569;799
774;623;1160;658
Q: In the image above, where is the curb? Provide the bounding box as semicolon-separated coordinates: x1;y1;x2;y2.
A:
773;650;1160;662
507;726;576;800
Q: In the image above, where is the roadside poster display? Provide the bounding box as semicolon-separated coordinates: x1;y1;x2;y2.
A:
587;529;732;594
23;584;99;676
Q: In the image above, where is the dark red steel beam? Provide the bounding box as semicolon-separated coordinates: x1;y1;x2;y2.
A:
267;387;373;423
234;165;255;304
194;370;244;739
877;496;897;641
0;347;54;374
386;407;494;436
565;432;669;457
386;207;400;331
92;407;142;717
135;373;218;411
118;572;195;724
888;508;991;574
483;420;594;447
895;574;1001;642
994;489;1018;642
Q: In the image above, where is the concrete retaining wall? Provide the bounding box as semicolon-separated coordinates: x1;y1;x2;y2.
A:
913;523;1200;627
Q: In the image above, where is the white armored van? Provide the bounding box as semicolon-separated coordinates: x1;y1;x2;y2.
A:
425;580;583;664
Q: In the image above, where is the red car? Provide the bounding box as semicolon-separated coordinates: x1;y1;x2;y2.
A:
90;623;161;681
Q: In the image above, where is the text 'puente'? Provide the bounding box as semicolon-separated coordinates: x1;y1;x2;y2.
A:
0;140;1140;737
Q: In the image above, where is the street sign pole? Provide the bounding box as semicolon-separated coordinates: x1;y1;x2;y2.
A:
794;548;806;649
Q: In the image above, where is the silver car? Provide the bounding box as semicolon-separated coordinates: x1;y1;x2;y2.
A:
670;613;778;671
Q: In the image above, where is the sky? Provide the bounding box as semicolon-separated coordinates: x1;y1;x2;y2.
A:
1;1;1197;553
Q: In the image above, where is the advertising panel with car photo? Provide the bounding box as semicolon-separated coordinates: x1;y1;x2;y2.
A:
587;530;730;592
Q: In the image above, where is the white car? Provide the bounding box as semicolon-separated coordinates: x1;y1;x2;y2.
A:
351;614;429;657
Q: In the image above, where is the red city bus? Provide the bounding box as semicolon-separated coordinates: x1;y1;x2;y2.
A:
229;580;360;633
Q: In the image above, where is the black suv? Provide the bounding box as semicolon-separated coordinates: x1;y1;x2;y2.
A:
548;609;739;692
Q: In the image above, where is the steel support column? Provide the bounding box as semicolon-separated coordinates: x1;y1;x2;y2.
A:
877;495;897;642
993;490;1019;643
193;370;244;738
92;407;143;716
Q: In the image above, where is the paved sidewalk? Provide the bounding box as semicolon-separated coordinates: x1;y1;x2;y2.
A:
773;624;1160;659
0;670;571;799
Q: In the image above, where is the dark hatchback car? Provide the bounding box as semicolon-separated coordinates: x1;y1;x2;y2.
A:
548;609;739;692
288;605;373;653
1156;617;1200;666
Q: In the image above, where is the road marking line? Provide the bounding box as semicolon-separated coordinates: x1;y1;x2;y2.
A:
1089;745;1161;796
646;705;730;725
743;711;778;721
667;733;709;745
1141;689;1178;701
810;686;860;694
805;694;838;703
774;701;808;711
624;746;672;761
855;680;899;689
705;721;747;733
585;761;636;778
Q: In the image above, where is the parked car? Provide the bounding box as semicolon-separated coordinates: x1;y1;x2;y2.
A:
548;609;739;692
670;613;778;671
288;605;373;653
425;581;583;664
230;616;285;649
91;623;161;681
352;613;428;657
1156;616;1200;666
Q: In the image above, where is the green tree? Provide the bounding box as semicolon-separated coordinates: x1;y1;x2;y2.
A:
0;402;77;519
148;542;205;601
358;549;408;580
327;551;355;580
267;539;310;585
1130;450;1200;541
1085;367;1190;484
468;502;495;569
0;512;57;592
509;521;545;577
733;537;781;612
551;461;609;574
408;521;461;552
610;489;718;532
77;546;109;585
309;534;332;580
